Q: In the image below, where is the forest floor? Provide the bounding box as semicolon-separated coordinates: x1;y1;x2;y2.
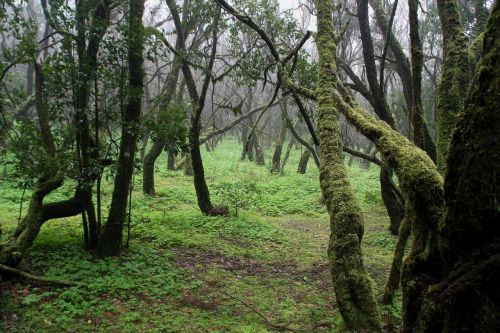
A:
0;139;402;332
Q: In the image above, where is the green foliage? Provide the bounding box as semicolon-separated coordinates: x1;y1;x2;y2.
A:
145;101;189;149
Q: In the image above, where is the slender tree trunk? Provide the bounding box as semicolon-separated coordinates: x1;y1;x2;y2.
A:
99;0;144;257
382;204;411;304
190;126;213;214
369;0;437;161
357;0;405;235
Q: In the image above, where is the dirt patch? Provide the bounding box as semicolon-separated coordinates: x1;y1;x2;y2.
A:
172;248;331;289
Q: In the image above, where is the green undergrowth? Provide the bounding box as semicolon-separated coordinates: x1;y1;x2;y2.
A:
0;138;401;332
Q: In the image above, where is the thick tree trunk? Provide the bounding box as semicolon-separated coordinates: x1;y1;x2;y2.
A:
315;1;381;330
99;0;144;257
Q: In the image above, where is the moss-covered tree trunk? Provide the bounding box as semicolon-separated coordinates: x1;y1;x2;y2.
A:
98;0;144;257
315;0;381;330
435;0;471;173
415;4;500;330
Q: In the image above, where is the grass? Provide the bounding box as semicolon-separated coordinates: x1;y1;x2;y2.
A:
0;138;401;332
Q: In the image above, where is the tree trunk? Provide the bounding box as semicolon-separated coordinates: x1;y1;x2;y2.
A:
184;152;194;176
271;112;287;173
0;65;82;267
297;150;310;174
382;204;411;304
279;137;294;175
166;140;176;171
415;5;500;330
254;133;265;166
315;1;381;330
369;0;437;161
380;168;404;235
99;0;144;257
190;127;213;214
143;139;165;196
435;0;471;173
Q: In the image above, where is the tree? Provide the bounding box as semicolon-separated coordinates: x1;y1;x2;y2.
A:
98;0;145;257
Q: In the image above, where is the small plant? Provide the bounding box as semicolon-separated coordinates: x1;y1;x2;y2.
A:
212;181;259;216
